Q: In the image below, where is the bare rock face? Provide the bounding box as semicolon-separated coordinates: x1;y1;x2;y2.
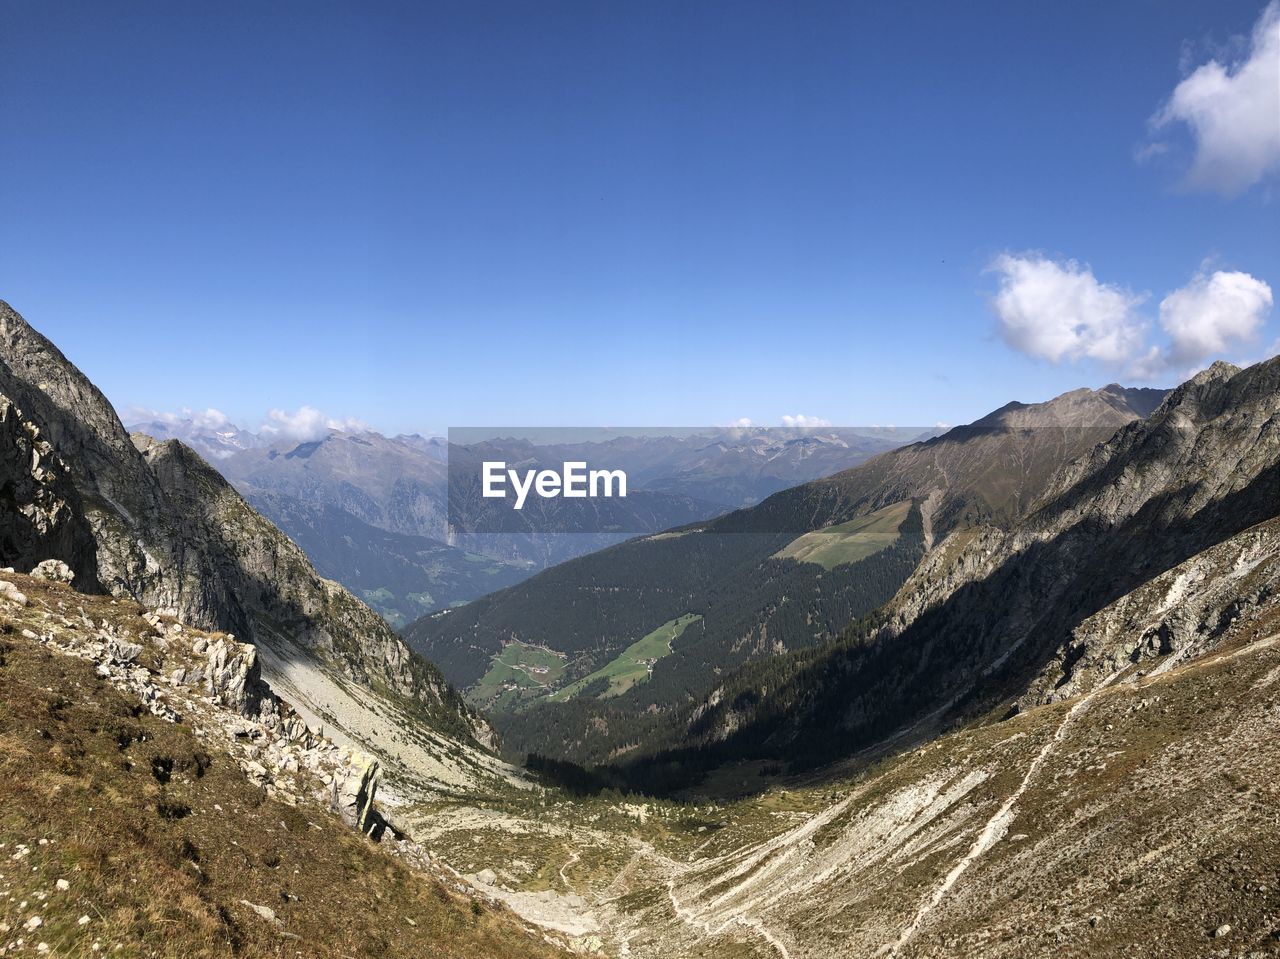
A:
0;395;99;585
1021;515;1280;707
330;752;382;836
0;299;488;749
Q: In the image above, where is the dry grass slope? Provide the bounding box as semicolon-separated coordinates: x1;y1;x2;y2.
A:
0;576;568;959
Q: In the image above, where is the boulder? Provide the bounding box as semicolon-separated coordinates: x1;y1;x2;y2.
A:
331;753;381;836
0;581;28;606
106;638;143;664
30;559;74;584
201;637;258;713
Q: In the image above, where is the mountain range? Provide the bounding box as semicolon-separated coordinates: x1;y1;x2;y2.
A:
406;382;1169;760
130;416;915;624
4;297;1278;957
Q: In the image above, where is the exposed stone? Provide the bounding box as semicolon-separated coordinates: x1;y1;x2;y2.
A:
239;900;278;923
0;581;28;606
0;395;99;586
30;559;74;584
331;753;381;836
105;639;143;664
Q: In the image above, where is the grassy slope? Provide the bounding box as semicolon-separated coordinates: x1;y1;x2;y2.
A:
467;642;569;711
0;607;565;959
551;615;703;703
771;500;911;570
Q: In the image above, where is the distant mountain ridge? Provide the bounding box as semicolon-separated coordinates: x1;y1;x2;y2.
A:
241;489;534;627
410;381;1168;764
127;413;266;459
971;383;1167;427
127;417;914;617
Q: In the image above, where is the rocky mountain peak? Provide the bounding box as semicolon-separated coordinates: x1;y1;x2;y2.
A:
972;382;1167;430
0;300;490;752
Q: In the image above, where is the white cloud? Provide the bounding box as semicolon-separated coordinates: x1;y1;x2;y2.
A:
125;406;232;431
1159;269;1273;365
188;407;232;431
988;253;1149;365
325;414;370;433
260;406;367;443
261;406;329;442
988;254;1274;378
730;417;754;428
781;414;832;428
1151;1;1280;195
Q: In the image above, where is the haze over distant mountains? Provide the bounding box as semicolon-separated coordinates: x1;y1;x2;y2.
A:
126;414;922;625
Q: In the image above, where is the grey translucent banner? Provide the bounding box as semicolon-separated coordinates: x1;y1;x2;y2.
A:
445;425;939;537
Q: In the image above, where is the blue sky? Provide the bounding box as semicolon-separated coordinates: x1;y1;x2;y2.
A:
2;0;1277;435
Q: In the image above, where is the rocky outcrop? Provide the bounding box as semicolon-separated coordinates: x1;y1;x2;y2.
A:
0;395;99;585
0;299;487;749
30;558;75;583
1019;514;1280;707
331;753;383;836
6;568;376;813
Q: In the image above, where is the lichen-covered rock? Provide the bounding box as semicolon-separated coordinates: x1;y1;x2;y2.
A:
30;558;75;583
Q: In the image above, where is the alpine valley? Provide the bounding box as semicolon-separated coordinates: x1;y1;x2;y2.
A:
3;298;1279;959
128;416;911;627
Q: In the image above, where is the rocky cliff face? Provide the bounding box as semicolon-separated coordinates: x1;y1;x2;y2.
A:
0;394;99;583
0;299;488;749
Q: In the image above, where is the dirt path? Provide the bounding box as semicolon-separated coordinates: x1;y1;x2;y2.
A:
559;849;581;892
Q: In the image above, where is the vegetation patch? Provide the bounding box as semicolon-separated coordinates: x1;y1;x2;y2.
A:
550;614;702;702
771;500;911;569
466;642;569;711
